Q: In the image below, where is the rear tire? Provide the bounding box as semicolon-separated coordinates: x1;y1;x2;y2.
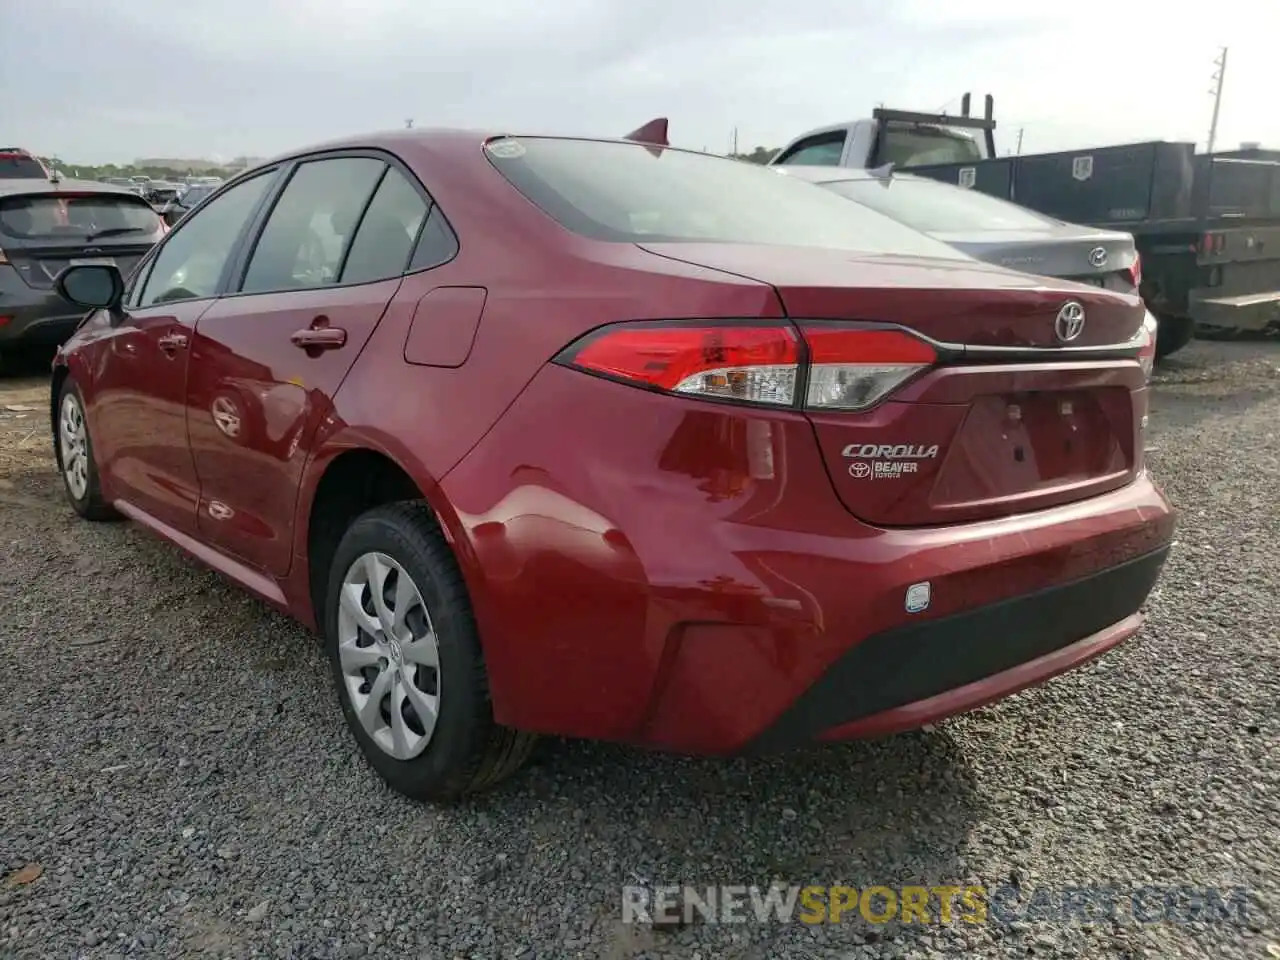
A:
323;501;536;802
1155;315;1195;359
54;378;121;521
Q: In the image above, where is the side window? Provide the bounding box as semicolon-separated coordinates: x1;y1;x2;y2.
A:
408;206;459;271
240;157;385;294
137;172;274;307
340;168;428;284
774;133;847;167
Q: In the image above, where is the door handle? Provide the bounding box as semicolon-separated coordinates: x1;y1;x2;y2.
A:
158;332;188;352
290;325;347;350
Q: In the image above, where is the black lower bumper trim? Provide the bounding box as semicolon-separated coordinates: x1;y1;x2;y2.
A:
748;545;1170;753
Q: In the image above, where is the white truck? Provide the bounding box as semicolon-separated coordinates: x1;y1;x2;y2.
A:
766;94;1280;357
768;94;998;172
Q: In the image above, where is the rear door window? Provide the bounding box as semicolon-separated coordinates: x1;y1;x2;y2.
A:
240;157;386;294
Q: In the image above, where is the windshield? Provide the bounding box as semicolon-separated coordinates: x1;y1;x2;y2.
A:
0;152;48;179
821;177;1058;233
486;137;969;259
184;185;215;205
0;193;163;240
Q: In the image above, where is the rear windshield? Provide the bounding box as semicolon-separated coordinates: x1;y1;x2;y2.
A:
183;185;216;204
0;152;48;179
485;137;969;259
877;125;986;167
0;193;162;240
821;177;1058;233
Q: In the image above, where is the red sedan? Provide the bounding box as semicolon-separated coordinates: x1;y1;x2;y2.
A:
49;129;1173;801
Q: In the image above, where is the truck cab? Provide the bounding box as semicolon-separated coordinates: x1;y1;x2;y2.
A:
769;94;997;171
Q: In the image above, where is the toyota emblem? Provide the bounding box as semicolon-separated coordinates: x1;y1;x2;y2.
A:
1055;301;1086;342
1088;246;1108;268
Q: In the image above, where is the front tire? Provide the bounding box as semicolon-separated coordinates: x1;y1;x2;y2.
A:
323;501;536;802
55;379;120;521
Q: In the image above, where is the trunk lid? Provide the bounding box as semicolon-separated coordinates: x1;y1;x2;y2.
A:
931;227;1139;294
638;242;1148;526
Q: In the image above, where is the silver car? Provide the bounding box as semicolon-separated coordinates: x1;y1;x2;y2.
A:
777;165;1142;296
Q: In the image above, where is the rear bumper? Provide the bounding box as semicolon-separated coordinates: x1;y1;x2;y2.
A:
0;280;86;347
748;545;1168;752
441;362;1176;754
1190;289;1280;332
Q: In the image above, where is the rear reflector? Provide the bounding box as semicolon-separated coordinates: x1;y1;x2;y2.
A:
555;321;937;410
1200;232;1226;255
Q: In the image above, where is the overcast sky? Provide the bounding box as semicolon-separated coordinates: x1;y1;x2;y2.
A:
2;0;1275;165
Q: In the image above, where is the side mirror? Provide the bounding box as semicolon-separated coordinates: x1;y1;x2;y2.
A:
55;263;125;311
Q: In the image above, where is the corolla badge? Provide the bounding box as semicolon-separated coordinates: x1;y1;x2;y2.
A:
1054;301;1086;343
1088;246;1108;268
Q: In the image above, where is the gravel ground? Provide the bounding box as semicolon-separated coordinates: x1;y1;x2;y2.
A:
1;340;1278;960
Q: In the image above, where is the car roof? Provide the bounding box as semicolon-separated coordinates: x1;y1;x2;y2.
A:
244;127;713;175
0;177;144;199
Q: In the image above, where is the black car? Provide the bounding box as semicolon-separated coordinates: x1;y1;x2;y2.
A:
0;178;166;364
159;183;217;225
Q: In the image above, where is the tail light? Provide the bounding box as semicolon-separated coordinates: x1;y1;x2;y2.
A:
1200;232;1226;255
1135;312;1158;382
1123;253;1142;289
554;321;937;410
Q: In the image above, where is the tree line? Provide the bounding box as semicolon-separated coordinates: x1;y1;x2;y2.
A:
729;147;780;165
37;157;229;181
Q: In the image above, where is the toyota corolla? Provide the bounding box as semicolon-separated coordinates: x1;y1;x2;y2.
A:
49;129;1175;801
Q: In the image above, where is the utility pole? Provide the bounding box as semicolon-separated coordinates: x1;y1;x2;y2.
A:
1207;46;1228;154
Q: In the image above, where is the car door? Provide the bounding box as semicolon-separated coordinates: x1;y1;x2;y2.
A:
88;169;277;534
185;154;433;576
